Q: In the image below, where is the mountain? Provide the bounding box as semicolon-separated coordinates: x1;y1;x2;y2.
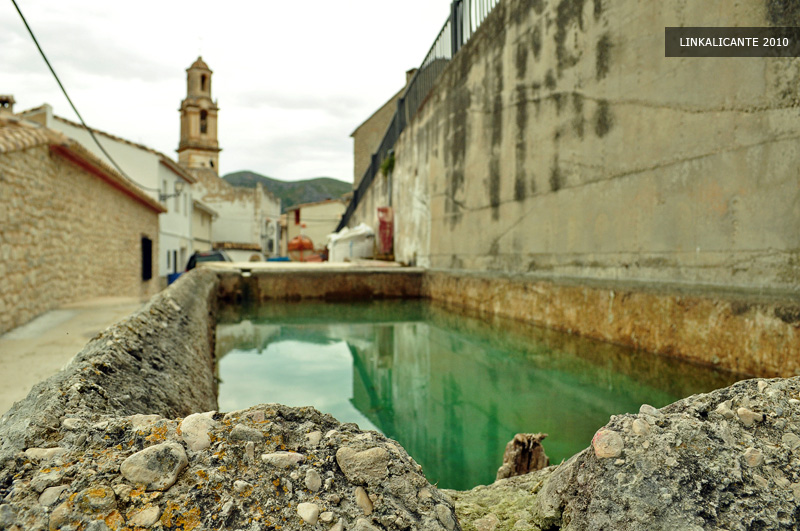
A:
222;171;352;213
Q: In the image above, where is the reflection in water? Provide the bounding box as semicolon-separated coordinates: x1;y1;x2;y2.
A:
216;300;742;490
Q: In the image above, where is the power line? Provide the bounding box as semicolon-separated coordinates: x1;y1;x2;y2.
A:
10;0;160;193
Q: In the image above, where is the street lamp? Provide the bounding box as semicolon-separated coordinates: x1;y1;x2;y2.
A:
159;180;185;202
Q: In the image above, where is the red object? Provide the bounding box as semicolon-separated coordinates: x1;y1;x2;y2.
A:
377;206;393;256
288;235;315;262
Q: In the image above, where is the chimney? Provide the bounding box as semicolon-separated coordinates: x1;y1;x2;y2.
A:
0;95;15;114
405;68;418;86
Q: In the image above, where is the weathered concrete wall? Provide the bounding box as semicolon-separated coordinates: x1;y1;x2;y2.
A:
424;270;799;377
383;0;800;292
215;266;424;304
0;143;160;335
0;268;219;457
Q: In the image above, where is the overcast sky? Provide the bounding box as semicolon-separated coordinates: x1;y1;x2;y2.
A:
2;1;453;183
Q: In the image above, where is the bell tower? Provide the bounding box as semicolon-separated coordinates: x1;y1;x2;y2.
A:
177;57;221;172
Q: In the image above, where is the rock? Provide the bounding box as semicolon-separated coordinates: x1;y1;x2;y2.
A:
743;447;764;467
0;504;16;528
39;485;70;506
496;433;549;480
320;511;334;523
715;400;736;419
119;442;188;491
591;429;624;458
436;503;457;531
127;505;160;527
179;411;216;451
233;480;252;494
297;502;320;524
639;404;661;416
355;486;373;515
230;423;265;443
261;451;305;468
737;407;764;427
307;430;323;446
354;518;381;531
31;468;64;492
24;447;66;461
632;418;651;436
782;432;800;450
474;513;501;531
62;418;86;430
75;486;116;513
336;447;390;484
305;469;322;491
329;521;345;531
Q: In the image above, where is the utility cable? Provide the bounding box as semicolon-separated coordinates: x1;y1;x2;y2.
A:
10;0;160;192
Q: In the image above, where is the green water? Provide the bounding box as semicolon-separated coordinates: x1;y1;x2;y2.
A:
216;300;742;490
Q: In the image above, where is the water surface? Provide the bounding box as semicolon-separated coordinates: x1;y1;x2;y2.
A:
216;300;742;490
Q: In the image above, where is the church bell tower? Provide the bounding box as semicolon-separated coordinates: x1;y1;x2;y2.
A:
177;57;221;172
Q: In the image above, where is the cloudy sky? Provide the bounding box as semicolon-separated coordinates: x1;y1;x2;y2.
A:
2;1;453;183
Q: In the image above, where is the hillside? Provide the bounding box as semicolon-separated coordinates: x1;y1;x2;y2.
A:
223;171;352;212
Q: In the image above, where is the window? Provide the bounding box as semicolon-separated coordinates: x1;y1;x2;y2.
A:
167;250;171;269
141;237;152;281
200;110;208;134
201;74;207;92
294;210;300;225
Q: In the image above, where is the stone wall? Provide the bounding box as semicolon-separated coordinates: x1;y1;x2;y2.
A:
424;270;800;378
0;144;160;335
379;0;800;293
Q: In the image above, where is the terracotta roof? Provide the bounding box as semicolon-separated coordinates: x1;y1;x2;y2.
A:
0;115;166;214
0;114;60;153
51;114;197;184
17;106;197;184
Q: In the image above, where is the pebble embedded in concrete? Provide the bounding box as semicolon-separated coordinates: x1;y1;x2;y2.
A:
355;486;373;515
592;429;624;458
336;447;390;484
119;442;188;491
179;411;216;451
737;407;763;427
306;469;322;491
297;502;320;524
261;451;305;468
743;447;764;467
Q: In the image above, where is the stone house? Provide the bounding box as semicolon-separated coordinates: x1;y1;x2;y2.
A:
177;58;282;258
283;198;347;256
20;105;198;280
0;112;164;335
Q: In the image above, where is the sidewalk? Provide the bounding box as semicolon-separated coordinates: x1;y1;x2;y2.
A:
0;297;146;414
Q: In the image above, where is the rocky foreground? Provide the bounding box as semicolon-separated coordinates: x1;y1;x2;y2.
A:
447;377;800;530
0;404;458;530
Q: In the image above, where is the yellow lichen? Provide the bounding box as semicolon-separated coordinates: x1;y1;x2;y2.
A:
104;509;126;531
146;424;168;443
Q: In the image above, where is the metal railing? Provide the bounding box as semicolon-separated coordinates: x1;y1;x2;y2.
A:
337;0;501;231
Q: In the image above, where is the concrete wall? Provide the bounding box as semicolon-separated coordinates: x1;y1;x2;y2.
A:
0;144;160;335
378;0;800;292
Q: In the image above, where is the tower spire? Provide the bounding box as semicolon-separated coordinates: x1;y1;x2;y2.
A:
177;57;221;172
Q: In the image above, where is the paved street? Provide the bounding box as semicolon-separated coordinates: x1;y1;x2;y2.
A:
0;297;145;414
